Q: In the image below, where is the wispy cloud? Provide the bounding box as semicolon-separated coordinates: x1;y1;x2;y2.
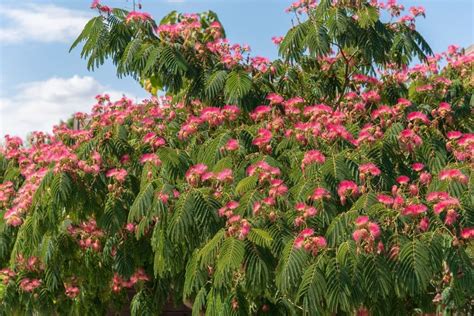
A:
0;75;144;139
0;4;91;44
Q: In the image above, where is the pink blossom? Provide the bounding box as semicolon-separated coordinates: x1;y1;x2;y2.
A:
439;169;468;183
311;187;331;200
125;11;152;23
433;197;459;214
396;175;410;184
301;150;325;170
402;204;427;216
412;162;424;172
337;180;359;204
419;217;429;232
444;209;458;225
377;194;394;205
407;111;430;124
460;227;474;239
359;163;381;177
140;153;161;165
368;222;381;238
271;36;284;45
106;168;128;182
447;131;462;140
216;169;233;182
250;105;272;121
353;229;368;242
224;139;239;151
355;216;369;226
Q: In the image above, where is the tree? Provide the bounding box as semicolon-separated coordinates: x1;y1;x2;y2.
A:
0;0;473;315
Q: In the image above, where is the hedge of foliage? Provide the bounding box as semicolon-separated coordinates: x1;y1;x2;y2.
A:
0;0;473;315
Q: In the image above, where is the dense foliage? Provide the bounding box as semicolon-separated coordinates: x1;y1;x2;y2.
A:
1;0;473;315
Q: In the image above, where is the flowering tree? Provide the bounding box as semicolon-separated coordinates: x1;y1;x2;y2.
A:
1;0;473;314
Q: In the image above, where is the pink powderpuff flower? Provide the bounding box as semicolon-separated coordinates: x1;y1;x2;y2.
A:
90;0;100;9
353;229;368;242
106;168;128;182
301;150;325;170
359;163;381;177
312;236;327;249
396;98;412;108
460;227;474;239
355;216;370;226
396;175;410;184
419;171;432;186
65;285;80;298
224;139;239;151
447;131;462;140
252;128;272;148
250;105;272;121
433;197;460;214
444;209;458;226
402;204;427;216
140;153;161;166
337;180;359;201
266;92;284;104
201;107;224;126
216;169;233;183
125;11;152;23
426;191;450;202
368;222;381;238
407;111;430;124
311;187;331;200
439;169;468;184
398;129;423;151
412;162;424;172
221;105;240;121
271;36;284;45
377;194;394;205
419;217;429;232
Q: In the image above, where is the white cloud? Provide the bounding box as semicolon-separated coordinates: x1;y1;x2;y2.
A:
0;75;145;139
0;4;91;43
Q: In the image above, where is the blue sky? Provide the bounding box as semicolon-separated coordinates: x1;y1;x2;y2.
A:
0;0;472;138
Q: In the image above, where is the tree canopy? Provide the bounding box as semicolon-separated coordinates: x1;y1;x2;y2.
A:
0;0;473;315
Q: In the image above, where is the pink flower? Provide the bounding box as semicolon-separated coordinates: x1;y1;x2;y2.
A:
439;169;468;184
337;180;359;204
377;194;394;205
412;162;424;172
125;11;152;23
250;105;271;121
368;222;381;238
140;153;161;166
216;169;233;182
426;191;450;202
355;216;369;226
407;111;430;124
444;209;458;225
359;163;381;177
224;139;239;151
221;105;240;121
300;228;314;238
252;128;272;148
353;229;368;242
271;36;284;45
433;197;459;214
301;150;325;170
396;175;410;184
447;131;462;140
311;187;331;200
402;204;427;216
106;168;128;182
460;227;474;239
419;217;429;232
201;107;224;126
267;92;284;104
